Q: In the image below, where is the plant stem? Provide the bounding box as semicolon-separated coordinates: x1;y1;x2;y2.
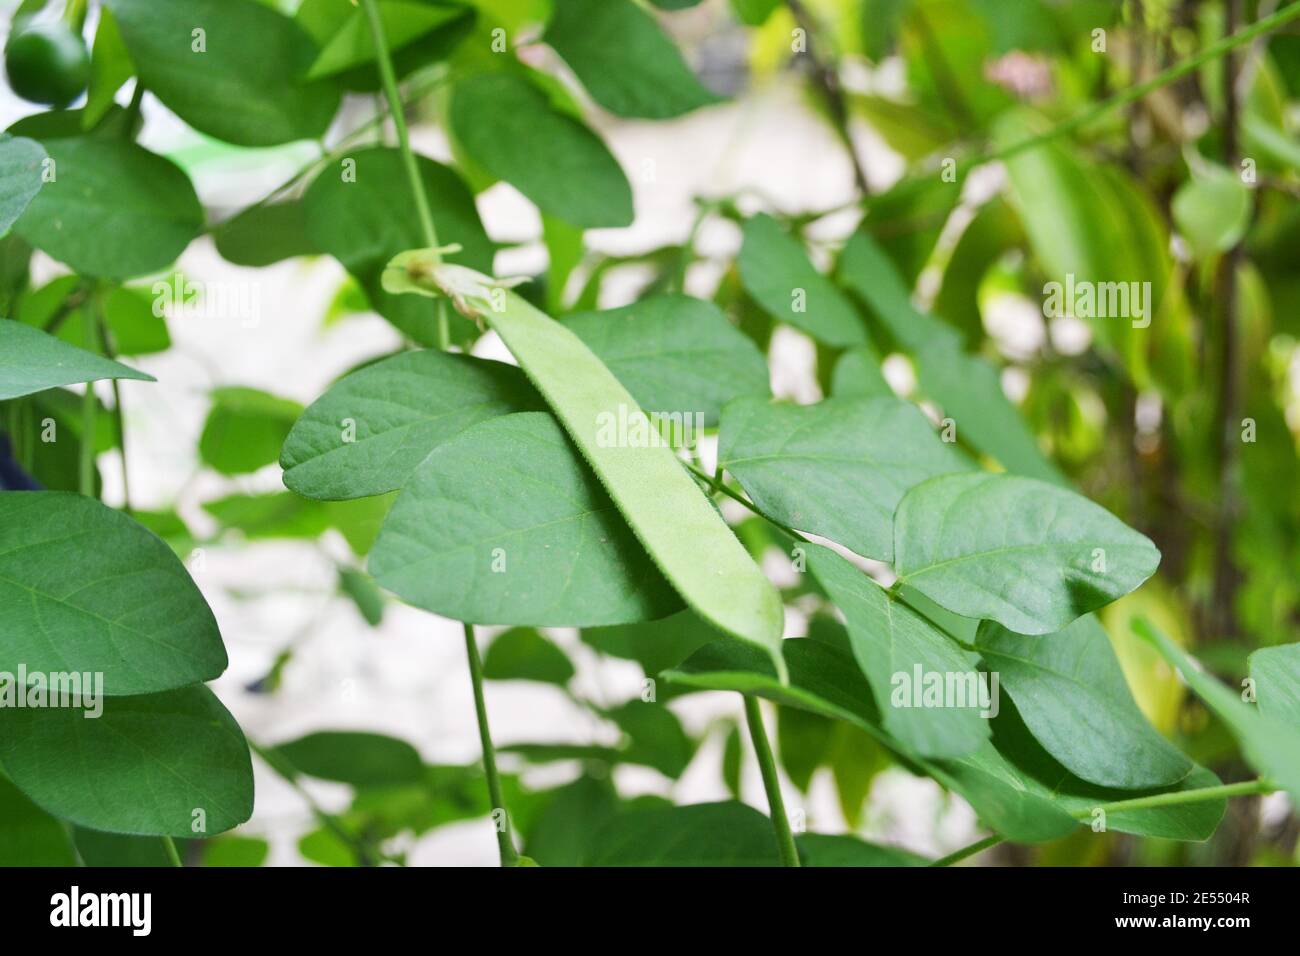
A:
743;695;801;867
78;304;96;498
360;0;440;255
161;836;182;868
931;834;1002;867
784;0;869;194
92;295;132;514
1210;0;1246;641
5;402;19;465
249;740;398;866
362;0;517;866
463;623;521;866
1071;778;1275;819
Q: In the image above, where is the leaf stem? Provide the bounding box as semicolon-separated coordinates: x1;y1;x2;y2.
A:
930;834;1002;867
463;623;521;866
161;836;182;868
359;0;440;255
742;695;801;867
92;294;132;514
78;303;96;498
1069;778;1275;819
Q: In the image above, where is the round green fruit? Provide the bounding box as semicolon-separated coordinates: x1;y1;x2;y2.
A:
5;22;91;108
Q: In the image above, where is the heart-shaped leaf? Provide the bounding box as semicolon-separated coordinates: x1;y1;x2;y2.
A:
740;214;868;347
0;685;253;837
106;0;340;147
806;543;990;760
977;615;1193;789
14;137;203;279
0;492;227;696
450;71;633;229
544;0;722;119
563;295;770;426
369;411;682;627
281;351;540;501
894;473;1160;634
0;135;45;235
720;396;970;561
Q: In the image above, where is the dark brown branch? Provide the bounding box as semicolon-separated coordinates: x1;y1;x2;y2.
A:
784;0;871;195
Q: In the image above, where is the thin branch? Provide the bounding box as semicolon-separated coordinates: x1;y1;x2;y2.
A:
785;0;870;194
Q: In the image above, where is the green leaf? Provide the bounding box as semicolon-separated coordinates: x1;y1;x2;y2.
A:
199;386;303;477
105;0;340;147
830;345;891;398
544;0;722;119
967;701;1224;843
721;721;743;798
203;491;331;540
1250;643;1300;729
101;286;171;355
0;319;153;400
73;828;174;867
0;685;253;837
797;832;928;866
588;801;781;865
992;110;1163;377
582;609;723;676
16;277;168;357
739;214;868;347
213;201;317;268
977;616;1193;789
730;0;782;26
894;473;1161;635
604;699;696;778
370;411;681;626
0;492;227;696
450;71;633;228
482;627;575;686
339;566;385;626
663;638;1078;843
14;137;203;279
0;776;76;865
418;263;786;674
915;341;1066;485
835;228;1065;485
806;544;989;760
1136;620;1300;806
524;775;620;867
303;147;493;346
0;134;45;235
306;0;465;78
836;225;962;353
83;7;134;130
201;835;269;867
274;731;425;788
1172;165;1252;257
563;295;770;427
281;350;539;501
720;396;969;561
